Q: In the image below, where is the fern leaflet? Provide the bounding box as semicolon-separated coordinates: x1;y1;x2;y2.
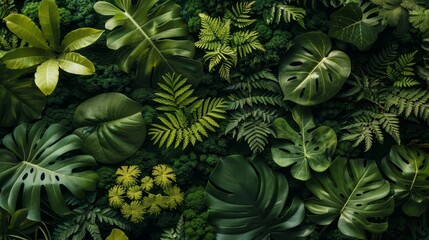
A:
224;1;256;28
363;43;399;77
263;3;306;28
387;51;419;88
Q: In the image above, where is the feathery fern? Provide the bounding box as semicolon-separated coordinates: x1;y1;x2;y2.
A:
288;0;346;9
263;3;306;28
385;88;429;120
53;193;129;240
149;73;226;149
387;51;419;88
409;7;429;32
160;215;185;240
418;37;429;84
224;1;256;28
363;43;399;77
224;70;286;154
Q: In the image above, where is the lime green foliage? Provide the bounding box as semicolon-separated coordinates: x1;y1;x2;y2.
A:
149;73;226;149
0;208;50;240
381;145;429;217
108;165;184;223
183;186;215;240
271;106;337;181
0;65;46;127
1;0;103;95
279;31;351;106
329;2;384;51
73;92;146;164
94;0;202;87
106;229;129;240
0;121;98;221
160;215;185;240
53;193;129;240
225;70;286;154
206;155;314;239
0;0;23;52
195;1;264;80
263;3;306;28
306;157;394;239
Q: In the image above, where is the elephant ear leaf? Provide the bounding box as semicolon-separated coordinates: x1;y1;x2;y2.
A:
381;145;429;217
73;92;146;164
271;106;337;181
94;0;202;87
0;66;46;127
206;155;314;240
279;31;351;106
305;157;394;239
0;122;98;221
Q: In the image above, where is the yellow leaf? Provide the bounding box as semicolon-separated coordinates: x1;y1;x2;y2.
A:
35;59;59;95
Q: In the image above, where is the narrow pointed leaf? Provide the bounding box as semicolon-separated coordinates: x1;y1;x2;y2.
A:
61;28;104;52
4;14;50;50
35;59;59;96
1;47;55;69
39;0;60;49
57;52;95;75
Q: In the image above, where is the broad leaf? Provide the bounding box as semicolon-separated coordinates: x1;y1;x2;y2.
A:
61;28;105;52
35;59;59;95
57;52;95;75
1;47;55;69
4;14;50;50
206;155;314;240
279;31;350;106
94;0;202;87
271;106;337;181
381;145;429;217
306;157;394;239
0;122;98;221
73;93;146;164
0;66;46;127
38;0;60;49
329;2;382;50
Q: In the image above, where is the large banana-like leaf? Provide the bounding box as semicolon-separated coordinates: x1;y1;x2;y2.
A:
94;0;202;87
381;145;429;217
279;31;350;106
38;0;60;49
73;93;146;164
0;66;46;127
206;155;314;240
306;157;394;239
329;2;383;51
1;48;55;69
271;106;337;181
0;122;98;221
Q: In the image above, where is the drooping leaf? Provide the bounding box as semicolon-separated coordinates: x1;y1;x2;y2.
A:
381;145;429;217
0;122;98;221
0;66;46;127
271;106;337;181
57;52;95;75
38;0;60;49
279;31;351;106
1;47;55;69
329;2;382;50
306;157;394;239
206;155;314;240
34;58;59;95
61;28;104;52
73;92;146;164
94;0;202;87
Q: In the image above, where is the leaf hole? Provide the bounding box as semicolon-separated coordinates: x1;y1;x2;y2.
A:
339;193;345;198
315;78;319;93
30;168;34;173
328;73;333;82
48;162;55;165
299;88;305;98
290;61;303;66
356;193;362;196
40;173;45;181
288;76;298;81
302;47;314;56
314;146;320;151
55;176;60;181
22;173;28;180
355;204;362;207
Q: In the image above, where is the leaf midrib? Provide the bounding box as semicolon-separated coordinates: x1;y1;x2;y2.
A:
339;166;370;214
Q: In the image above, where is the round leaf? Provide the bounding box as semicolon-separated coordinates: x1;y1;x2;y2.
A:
73;92;146;164
279;32;351;106
0;122;98;221
206;155;314;239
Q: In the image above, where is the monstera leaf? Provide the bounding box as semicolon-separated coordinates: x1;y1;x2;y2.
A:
94;0;202;87
271;106;337;181
206;155;314;240
0;65;46;127
0;122;98;221
306;157;394;239
329;2;383;50
279;32;350;106
73;93;146;164
381;145;429;217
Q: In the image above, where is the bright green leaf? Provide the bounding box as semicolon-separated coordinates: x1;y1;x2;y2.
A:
61;28;104;52
1;47;55;69
57;52;95;75
35;59;59;96
4;14;50;50
39;0;60;49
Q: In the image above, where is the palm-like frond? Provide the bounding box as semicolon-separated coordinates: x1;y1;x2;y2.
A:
224;1;256;28
263;3;306;28
387;51;419;88
231;30;265;58
385;89;429;120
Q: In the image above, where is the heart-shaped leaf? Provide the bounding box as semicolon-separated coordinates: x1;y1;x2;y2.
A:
0;122;98;221
73;92;146;164
206;155;314;239
271;106;337;181
381;145;429;217
306;157;394;239
0;66;46;127
279;31;351;106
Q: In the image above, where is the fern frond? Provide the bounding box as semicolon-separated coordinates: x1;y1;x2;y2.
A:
385;88;429;120
224;1;256;28
195;14;230;49
226;70;279;92
238;121;274;153
363;43;399;77
228;92;284;109
392;76;420;87
203;44;237;78
387;51;419;88
160;215;185;240
231;30;265;58
263;3;306;28
341;72;382;103
409;8;429;32
86;224;102;240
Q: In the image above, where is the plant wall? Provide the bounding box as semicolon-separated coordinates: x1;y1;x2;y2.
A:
0;0;429;239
